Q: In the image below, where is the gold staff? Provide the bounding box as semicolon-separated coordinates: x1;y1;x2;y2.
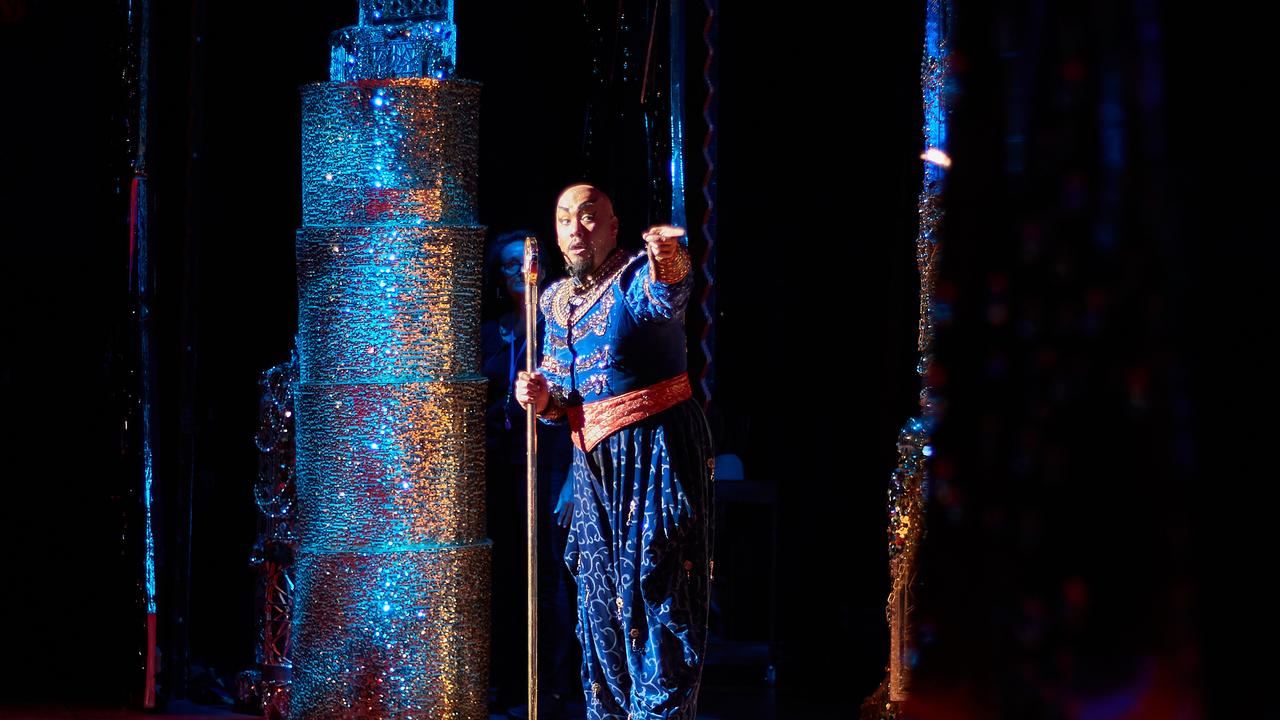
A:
522;235;540;720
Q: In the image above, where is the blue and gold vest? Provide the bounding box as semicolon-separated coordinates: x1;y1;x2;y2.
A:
537;249;693;449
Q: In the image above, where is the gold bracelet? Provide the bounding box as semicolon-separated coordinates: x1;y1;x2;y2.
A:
538;394;567;421
652;245;692;284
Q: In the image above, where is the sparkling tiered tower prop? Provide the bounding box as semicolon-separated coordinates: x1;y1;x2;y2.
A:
291;1;489;716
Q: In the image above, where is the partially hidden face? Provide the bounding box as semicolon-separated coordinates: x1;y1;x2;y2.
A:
499;241;524;297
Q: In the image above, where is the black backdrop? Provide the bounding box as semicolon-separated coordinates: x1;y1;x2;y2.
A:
1;0;1235;715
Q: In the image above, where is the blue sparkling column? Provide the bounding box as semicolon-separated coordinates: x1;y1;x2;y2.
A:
291;2;489;717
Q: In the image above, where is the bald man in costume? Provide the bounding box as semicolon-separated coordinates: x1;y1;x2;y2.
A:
515;184;713;720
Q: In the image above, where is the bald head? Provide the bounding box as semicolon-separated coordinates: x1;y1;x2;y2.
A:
555;184;619;281
556;184;615;218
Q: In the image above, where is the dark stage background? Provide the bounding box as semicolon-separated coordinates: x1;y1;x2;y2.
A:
0;0;1241;716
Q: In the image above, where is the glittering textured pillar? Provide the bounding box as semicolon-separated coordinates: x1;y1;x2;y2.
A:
862;2;950;718
291;2;488;717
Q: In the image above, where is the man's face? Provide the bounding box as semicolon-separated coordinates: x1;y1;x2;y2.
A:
555;185;618;280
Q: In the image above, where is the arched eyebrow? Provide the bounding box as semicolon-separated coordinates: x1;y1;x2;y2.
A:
556;200;599;214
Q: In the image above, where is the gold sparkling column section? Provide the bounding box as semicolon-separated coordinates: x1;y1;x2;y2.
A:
300;80;480;228
290;545;490;719
294;381;486;550
296;226;485;384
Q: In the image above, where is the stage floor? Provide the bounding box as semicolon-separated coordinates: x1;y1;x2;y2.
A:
0;684;854;720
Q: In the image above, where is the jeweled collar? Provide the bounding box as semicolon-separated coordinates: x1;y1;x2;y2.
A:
549;249;638;327
570;248;630;293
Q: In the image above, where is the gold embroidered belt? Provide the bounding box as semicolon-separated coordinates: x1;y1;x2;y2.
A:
566;374;692;453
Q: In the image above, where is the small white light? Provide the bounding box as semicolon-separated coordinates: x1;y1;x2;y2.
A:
921;148;952;168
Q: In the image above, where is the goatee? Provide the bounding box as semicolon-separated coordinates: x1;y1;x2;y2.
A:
567;255;594;282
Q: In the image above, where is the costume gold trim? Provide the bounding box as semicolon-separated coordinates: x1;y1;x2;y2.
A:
547;250;638;328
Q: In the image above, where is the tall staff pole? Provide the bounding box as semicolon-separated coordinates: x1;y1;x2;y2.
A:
522;236;540;720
